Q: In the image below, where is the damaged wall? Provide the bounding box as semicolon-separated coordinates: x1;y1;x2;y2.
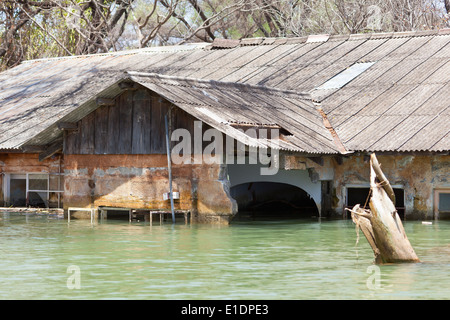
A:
63;154;237;224
334;154;449;220
284;153;449;220
62;87;237;223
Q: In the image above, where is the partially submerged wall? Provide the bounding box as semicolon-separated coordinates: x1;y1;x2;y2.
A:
283;153;449;220
63;154;237;223
333;154;449;220
2;151;448;221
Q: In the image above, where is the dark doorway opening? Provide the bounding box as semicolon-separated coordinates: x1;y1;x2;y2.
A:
346;187;405;219
230;182;319;221
10;177;26;206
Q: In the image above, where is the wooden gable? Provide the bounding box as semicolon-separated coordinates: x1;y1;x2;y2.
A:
64;88;197;155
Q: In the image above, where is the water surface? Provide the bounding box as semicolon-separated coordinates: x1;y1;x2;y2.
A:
0;212;449;299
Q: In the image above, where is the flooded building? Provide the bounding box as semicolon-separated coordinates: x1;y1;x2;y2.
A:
0;30;449;223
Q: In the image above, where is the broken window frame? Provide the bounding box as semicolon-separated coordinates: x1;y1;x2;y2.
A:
2;172;64;208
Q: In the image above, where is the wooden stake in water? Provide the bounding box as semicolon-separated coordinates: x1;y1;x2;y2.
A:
165;113;175;224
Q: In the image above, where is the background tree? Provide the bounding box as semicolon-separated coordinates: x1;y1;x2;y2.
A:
1;0;449;71
0;0;135;69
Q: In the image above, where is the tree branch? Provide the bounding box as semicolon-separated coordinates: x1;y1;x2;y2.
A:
188;0;215;41
20;4;73;56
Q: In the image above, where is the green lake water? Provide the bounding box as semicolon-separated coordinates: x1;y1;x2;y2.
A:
0;212;449;300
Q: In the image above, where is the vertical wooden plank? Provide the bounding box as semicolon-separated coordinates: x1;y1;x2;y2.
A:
62;130;67;154
142;98;152;154
80;112;95;154
107;97;120;154
94;106;109;154
118;91;133;154
173;105;197;152
132;89;152;154
65;130;72;154
150;95;165;153
169;103;177;153
65;126;79;154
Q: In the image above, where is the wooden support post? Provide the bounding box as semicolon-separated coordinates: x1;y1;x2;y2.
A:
165;113;175;224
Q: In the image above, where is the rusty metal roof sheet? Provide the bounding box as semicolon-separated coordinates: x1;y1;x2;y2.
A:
0;29;449;153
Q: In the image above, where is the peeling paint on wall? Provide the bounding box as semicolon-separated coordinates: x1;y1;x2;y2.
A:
282;153;449;220
63;154;236;224
1;151;448;223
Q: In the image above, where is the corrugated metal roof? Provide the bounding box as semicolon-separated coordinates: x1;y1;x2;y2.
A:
0;30;449;153
128;72;339;154
317;32;450;152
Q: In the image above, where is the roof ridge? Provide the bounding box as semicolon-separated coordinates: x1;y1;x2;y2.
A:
126;71;313;100
18;29;450;63
209;28;450;49
21;42;210;64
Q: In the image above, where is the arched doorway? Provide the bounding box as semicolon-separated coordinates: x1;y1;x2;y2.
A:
227;163;322;220
230;181;319;220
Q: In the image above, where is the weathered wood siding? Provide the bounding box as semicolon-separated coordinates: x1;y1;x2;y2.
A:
65;89;197;155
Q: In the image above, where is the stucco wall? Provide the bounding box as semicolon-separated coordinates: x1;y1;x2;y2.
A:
63;154;237;223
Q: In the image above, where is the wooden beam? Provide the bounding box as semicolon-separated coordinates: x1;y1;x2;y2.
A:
39;140;63;162
118;81;138;90
57;122;78;130
96;97;115;106
20;145;46;153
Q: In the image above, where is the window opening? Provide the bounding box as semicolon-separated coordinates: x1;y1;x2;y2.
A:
3;173;64;208
434;189;450;220
346;186;405;219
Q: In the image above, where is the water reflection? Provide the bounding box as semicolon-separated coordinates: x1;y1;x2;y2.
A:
0;212;449;299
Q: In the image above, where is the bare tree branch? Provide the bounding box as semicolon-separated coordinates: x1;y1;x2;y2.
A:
187;0;216;40
1;0;449;70
20;3;73;55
